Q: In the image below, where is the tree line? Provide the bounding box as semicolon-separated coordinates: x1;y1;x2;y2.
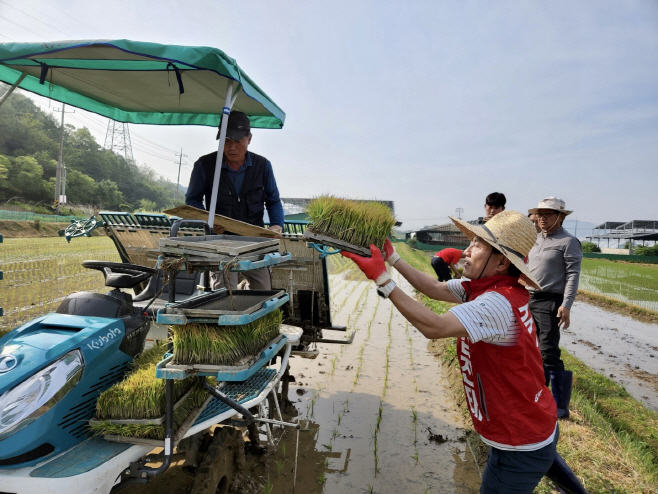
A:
0;89;183;213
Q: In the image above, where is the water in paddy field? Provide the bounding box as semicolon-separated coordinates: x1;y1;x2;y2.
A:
579;263;658;312
271;270;481;494
562;301;658;411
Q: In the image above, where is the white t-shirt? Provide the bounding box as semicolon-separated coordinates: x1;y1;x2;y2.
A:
447;279;521;346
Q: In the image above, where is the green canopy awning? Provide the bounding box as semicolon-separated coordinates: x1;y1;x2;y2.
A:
0;39;285;128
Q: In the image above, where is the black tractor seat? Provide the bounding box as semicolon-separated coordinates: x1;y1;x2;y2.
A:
133;270;203;317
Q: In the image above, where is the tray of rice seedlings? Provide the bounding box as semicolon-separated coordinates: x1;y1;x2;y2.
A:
302;195;396;257
89;343;214;444
159;234;280;258
157;310;285;381
156;289;289;325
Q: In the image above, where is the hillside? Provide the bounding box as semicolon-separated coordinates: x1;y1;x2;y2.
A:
0;85;183;212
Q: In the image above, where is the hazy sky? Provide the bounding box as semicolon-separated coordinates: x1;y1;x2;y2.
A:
1;1;657;230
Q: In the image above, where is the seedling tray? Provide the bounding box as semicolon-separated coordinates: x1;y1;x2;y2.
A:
155;334;287;381
156;289;289;325
89;386;195;427
101;397;208;448
156;252;292;272
302;229;372;257
160;234;280;257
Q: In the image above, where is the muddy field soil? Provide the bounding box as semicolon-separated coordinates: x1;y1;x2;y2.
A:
124;270;482;494
262;270;481;493
562;300;658;411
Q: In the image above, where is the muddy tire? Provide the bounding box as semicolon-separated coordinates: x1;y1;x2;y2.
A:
189;427;245;494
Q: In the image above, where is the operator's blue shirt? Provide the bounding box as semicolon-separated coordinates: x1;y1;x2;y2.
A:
185;152;284;227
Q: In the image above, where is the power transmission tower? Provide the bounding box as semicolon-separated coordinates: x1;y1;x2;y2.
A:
455;207;464;219
104;120;135;165
175;149;188;203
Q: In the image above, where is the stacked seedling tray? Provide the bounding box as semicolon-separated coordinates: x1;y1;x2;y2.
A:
89;343;212;444
158;234;291;271
302;195;396;257
157;310;287;381
156;288;288;325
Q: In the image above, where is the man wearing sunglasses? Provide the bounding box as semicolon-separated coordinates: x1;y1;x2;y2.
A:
527;197;582;419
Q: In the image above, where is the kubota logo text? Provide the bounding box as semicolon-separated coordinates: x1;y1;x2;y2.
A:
87;328;122;350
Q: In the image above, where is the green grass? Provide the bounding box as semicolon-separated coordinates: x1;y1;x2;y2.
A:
306;195;396;250
397;244;658;493
171;310;282;366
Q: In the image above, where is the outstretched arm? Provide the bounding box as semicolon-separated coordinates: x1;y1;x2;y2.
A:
382;239;460;303
388;286;467;339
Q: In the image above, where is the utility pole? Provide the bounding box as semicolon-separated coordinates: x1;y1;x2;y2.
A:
54;105;74;214
175;148;188;203
574;219;578;238
455;207;464;220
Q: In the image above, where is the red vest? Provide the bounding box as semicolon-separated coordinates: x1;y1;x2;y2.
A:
458;275;557;447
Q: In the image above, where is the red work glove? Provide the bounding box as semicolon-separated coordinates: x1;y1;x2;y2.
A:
382;238;400;266
341;245;391;285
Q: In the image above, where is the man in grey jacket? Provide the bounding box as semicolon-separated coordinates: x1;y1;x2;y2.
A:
527;197;582;419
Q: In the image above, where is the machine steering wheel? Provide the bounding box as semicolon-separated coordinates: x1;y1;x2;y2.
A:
82;261;159;289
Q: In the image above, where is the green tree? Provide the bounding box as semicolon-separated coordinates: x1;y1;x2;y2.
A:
95;179;124;209
135;199;158;213
0;154;9;182
5;156;50;200
63;169;97;204
581;242;601;253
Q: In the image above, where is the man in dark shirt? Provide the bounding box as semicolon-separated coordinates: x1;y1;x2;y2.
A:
185;111;284;289
527;197;582;419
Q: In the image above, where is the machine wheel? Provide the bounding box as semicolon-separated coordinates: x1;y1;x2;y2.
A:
189;427;245;494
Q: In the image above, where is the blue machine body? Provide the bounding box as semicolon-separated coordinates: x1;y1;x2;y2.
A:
0;298;150;468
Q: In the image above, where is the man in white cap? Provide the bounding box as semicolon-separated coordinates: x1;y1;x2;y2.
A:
343;211;558;493
527;197;582;419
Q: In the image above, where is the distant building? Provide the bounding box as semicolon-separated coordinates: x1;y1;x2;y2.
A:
587;220;658;251
411;222;469;247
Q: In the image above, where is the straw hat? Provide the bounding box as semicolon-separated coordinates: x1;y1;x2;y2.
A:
450;210;541;289
528;197;572;216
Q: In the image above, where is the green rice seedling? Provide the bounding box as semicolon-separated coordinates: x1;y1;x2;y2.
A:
323;443;333;452
332;428;340;439
365;485;375;494
276;459;284;477
306;195;396;251
318;471;327;485
170;310;282;366
262;475;273;494
337;412;342;426
94;343;192;421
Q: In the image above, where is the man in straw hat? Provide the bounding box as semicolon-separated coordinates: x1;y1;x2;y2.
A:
527;197;582;419
342;210;559;493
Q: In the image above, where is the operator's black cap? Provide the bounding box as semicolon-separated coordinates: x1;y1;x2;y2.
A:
217;111;251;140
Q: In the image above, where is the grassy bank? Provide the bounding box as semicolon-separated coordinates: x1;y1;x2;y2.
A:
396;243;658;493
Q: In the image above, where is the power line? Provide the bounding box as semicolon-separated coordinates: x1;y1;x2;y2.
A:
0;14;48;41
0;0;72;39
